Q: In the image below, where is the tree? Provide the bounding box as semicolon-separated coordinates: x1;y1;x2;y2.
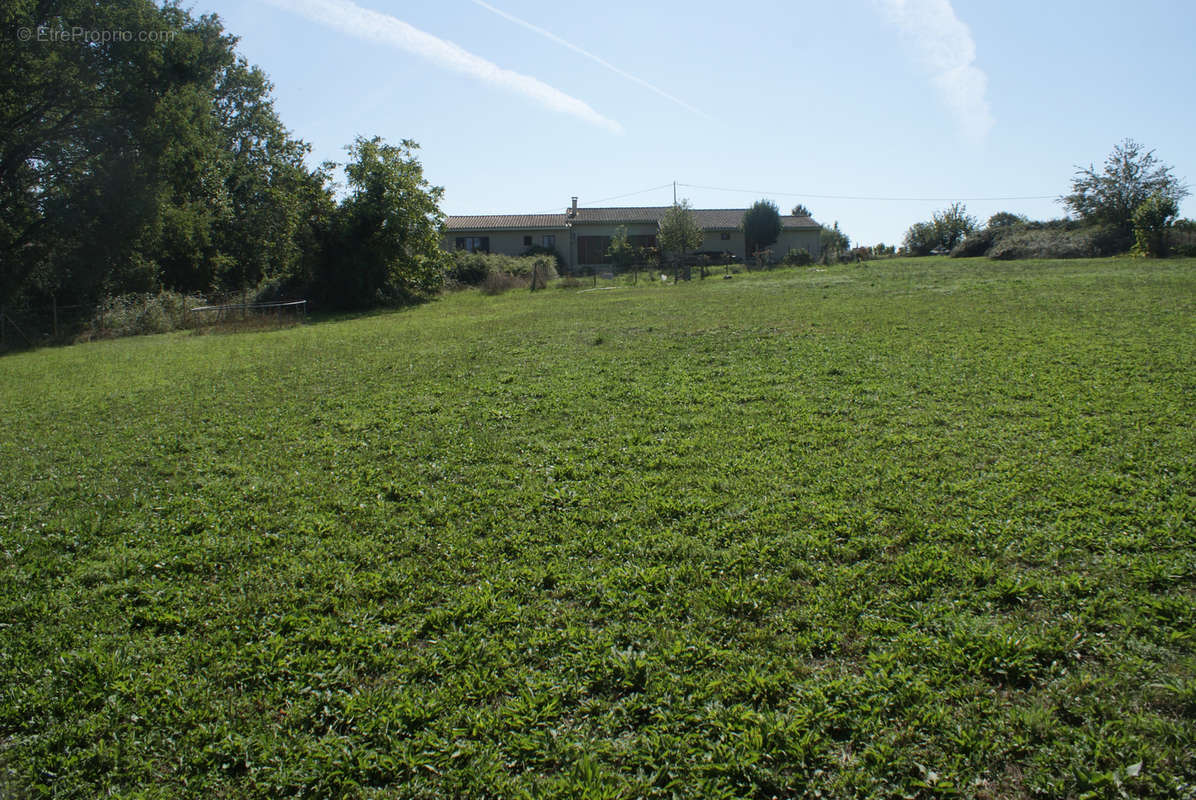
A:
1061;139;1189;234
742;200;781;257
0;1;331;307
606;226;636;273
1131;194;1179;258
658;200;703;279
791;204;813;218
901;203;976;255
987;212;1027;228
820;221;849;261
318;136;445;308
932;202;977;250
902;222;938;256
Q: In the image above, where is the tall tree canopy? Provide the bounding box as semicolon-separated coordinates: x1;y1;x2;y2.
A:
742;200;781;256
1;0;330;307
1061;139;1189;234
658;200;703;264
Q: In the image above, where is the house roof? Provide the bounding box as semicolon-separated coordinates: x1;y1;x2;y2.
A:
444;207;821;232
445;214;566;231
570;207;820;230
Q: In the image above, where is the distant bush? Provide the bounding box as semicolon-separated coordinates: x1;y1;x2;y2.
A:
950;227;1000;258
521;244;566;270
988;224;1124;260
85;291;203;339
446;252;557;287
782;248;813;266
480;271;529;295
1171;220;1196;256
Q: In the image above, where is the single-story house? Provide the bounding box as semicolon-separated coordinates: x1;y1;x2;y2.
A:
444;198;822;272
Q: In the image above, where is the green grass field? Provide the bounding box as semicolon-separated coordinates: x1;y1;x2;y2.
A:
2;257;1194;798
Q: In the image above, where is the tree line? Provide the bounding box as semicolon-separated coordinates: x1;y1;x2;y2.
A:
902;140;1191;259
2;1;445;315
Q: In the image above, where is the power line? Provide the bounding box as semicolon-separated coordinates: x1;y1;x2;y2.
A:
677;182;1056;203
533;182;674;214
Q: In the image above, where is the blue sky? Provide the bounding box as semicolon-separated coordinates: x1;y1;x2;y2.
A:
201;0;1195;246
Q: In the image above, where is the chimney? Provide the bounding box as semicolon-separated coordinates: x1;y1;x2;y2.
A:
569;196;578;217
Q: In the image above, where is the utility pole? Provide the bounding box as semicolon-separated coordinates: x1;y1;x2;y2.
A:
673;181;676;205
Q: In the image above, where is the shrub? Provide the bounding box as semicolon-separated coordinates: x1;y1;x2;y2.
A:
445;252;557;287
86;291;203;339
1131;194;1179;257
782;248;813;266
988;224;1123;260
950;228;999;258
480;271;529;295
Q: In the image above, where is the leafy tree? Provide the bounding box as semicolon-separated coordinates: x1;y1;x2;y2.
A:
902;222;938;256
988;212;1027;228
1061;139;1189;234
606;226;637;273
742;200;781;256
658;200;703;276
901;203;976;255
0;1;331;307
1131;194;1179;258
791;204;813;218
318;136;445;308
820;221;849;260
933;202;977;250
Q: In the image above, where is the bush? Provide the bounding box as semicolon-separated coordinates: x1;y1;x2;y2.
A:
988;224;1124;260
782;248;813;266
445;251;557;287
950;227;999;258
86;291;203;339
479;272;528;295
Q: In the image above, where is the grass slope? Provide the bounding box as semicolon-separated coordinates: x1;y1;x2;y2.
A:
1;258;1194;798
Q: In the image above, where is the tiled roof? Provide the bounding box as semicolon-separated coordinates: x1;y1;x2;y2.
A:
443;207;821;231
569;207;819;230
445;214;566;231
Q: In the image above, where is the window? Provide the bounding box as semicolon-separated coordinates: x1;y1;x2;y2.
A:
455;236;489;253
542;234;555;248
523;236;533;246
720;232;731;240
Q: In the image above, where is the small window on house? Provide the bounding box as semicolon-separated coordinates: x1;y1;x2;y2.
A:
542;234;555;248
523;236;533;246
720;232;731;240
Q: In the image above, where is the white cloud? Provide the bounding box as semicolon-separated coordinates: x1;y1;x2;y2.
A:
878;0;994;140
263;0;623;134
470;0;709;119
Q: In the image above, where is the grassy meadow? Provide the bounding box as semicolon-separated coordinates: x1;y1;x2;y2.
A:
1;257;1194;798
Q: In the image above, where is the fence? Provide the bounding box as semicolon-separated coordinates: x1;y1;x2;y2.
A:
184;299;307;328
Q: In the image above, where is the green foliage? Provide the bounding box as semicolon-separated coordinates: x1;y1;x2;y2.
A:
1061;139;1189;234
988;211;1028;228
657;199;703;262
0;1;330;305
742;199;782;255
791;203;813;217
1131;193;1180;257
819;221;850;260
84;291;202;339
3;256;1195;796
446;251;556;286
904;203;977;255
902;221;939;256
782;248;813;266
316;136;445;308
987;222;1124;260
605;226;637;273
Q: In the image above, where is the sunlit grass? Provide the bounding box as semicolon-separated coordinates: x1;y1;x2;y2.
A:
1;257;1194;798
